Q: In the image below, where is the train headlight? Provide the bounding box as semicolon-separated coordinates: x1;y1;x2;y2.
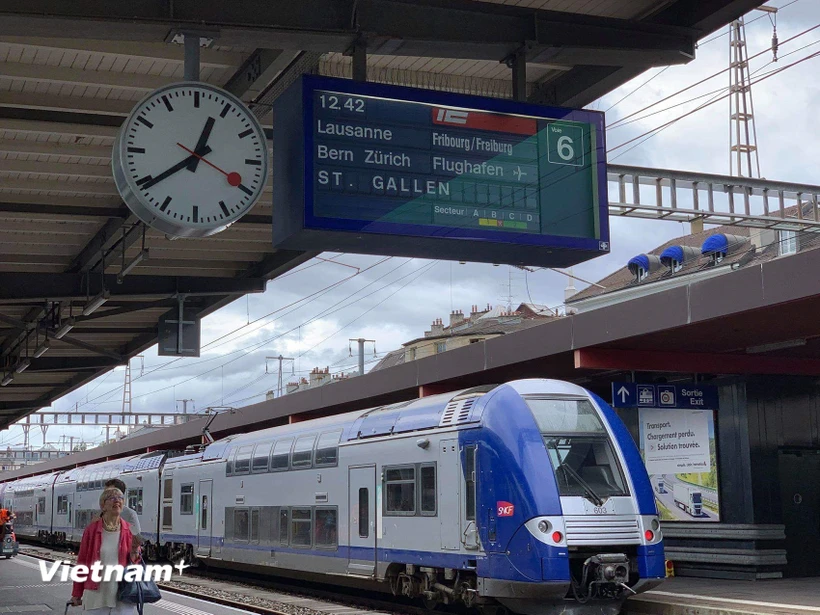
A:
537;520;551;533
651;518;660;531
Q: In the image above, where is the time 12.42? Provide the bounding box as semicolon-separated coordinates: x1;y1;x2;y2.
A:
319;93;366;114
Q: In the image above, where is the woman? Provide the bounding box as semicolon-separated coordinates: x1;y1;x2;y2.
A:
70;486;139;614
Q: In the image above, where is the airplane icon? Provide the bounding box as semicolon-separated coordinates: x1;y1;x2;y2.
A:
513;166;527;181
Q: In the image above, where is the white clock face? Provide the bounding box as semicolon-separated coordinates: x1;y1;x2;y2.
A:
112;82;269;238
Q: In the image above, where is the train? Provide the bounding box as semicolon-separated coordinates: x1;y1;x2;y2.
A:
0;379;664;615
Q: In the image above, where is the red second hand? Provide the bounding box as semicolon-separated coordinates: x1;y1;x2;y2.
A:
177;142;242;187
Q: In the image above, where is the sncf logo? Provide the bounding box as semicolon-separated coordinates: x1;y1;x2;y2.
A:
497;501;515;517
434;108;469;125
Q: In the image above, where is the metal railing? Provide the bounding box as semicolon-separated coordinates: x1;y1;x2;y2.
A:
608;164;820;231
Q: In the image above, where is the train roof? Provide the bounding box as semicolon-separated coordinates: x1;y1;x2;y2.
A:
198;385;499;461
56;451;167;482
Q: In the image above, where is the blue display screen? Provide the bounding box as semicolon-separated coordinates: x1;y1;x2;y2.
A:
303;78;607;247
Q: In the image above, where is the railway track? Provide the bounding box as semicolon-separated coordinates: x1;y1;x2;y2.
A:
19;545;437;615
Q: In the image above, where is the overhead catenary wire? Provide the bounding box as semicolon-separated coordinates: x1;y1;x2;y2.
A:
608;48;820;158
608;22;820;130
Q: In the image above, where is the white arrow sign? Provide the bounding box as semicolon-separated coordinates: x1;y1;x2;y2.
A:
617;386;630;404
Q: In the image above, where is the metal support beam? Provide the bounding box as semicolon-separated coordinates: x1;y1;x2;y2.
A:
351;40;367;82
25;357;121;372
183;34;201;81
56;335;124;362
506;49;527;101
0;1;699;63
574;348;820;376
0;273;267;302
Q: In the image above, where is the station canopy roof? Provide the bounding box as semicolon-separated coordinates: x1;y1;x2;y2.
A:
0;0;764;430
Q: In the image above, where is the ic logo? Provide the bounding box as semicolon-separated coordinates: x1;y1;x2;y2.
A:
434;109;469;125
497;501;515;517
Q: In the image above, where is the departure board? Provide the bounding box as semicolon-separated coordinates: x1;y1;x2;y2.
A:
273;76;610;268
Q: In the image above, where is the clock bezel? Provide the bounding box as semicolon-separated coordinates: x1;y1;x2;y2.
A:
112;81;269;238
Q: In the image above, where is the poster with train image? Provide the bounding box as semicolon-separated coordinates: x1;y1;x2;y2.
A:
638;407;720;521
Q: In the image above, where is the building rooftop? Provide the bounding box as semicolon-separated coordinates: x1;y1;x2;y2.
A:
568;205;820;306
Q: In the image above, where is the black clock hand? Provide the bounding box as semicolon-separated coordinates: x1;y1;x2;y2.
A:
141;145;212;190
186;117;216;172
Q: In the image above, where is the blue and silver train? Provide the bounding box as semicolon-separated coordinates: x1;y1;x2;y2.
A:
0;379;663;614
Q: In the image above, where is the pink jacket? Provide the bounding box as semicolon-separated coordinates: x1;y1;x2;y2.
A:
72;517;134;598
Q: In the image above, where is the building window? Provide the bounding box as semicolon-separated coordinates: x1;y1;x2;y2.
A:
436;342;446;354
408;347;416;360
384;466;416;515
180;484;194;515
469;338;482;344
780;230;797;256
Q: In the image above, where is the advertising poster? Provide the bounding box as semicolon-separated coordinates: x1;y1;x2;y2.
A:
638;408;720;521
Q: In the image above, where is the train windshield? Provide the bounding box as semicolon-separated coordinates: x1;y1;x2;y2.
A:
526;398;628;501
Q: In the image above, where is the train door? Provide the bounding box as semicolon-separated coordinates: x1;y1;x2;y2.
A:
439;439;461;550
196;479;213;558
778;449;820;577
348;465;376;576
66;493;74;541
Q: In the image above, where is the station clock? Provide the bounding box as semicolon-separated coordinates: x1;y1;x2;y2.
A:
112;82;269;238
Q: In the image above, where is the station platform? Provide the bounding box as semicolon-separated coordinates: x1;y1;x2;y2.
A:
0;554;254;615
627;577;820;615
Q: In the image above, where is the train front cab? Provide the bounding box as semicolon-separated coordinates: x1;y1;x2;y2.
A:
468;380;665;615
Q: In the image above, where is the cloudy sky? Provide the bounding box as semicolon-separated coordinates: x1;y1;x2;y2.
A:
2;0;818;451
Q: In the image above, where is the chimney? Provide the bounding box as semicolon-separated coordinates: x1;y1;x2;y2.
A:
426;318;444;337
266;390;275;401
286;382;300;395
749;228;776;251
564;267;578;303
449;310;465;327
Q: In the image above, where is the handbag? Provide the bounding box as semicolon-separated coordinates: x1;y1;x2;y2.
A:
117;557;162;615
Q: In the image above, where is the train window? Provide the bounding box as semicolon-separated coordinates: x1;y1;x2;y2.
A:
162;506;172;529
225;449;236;476
234;446;254;475
180;484;194;515
38;497;46;515
525;398;606;434
163;478;173;500
358;488;369;538
127;488;143;515
384;466;416;515
250;508;260;543
252;443;274;473
314;507;338;549
545;437;628;499
465;446;477;521
271;438;293;471
292;435;316;468
57;496;68;515
420;464;437;515
291;508;312;547
234;509;249;541
315;430;342;467
279;508;289;545
201;496;208;531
